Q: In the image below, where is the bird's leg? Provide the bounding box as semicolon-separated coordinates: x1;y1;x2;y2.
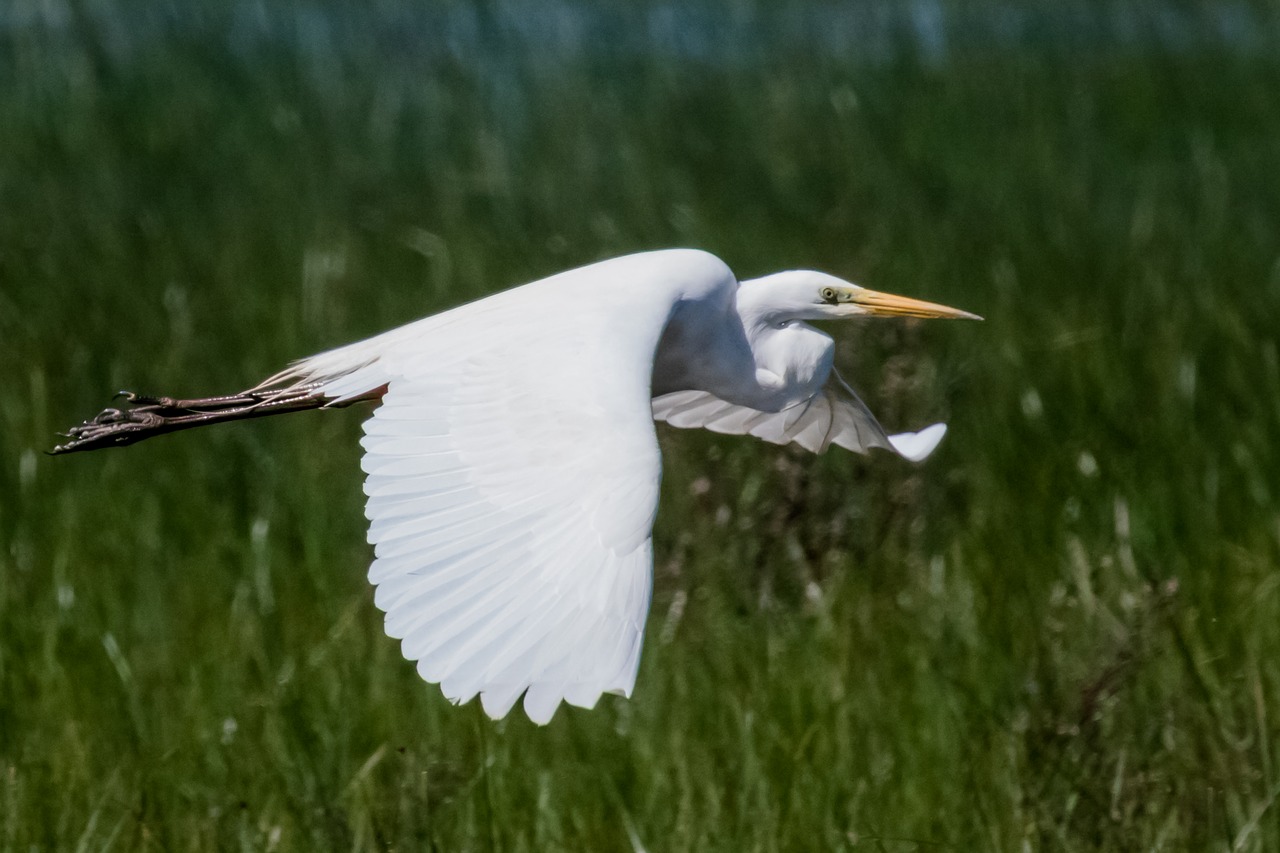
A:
118;389;294;409
49;382;386;455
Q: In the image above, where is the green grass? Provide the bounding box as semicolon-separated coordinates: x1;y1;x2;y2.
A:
2;1;1280;849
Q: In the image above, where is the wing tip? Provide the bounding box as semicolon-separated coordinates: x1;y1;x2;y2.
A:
888;423;947;462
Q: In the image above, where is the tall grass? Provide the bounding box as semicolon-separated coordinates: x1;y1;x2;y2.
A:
2;1;1279;849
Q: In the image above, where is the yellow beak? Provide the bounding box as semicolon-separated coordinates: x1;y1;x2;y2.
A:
850;289;983;320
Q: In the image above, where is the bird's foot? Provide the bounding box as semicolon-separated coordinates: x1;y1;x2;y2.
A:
49;383;338;455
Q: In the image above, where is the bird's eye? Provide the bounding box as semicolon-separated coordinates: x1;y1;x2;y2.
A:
820;287;838;303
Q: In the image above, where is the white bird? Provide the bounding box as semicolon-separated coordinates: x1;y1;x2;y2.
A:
54;249;980;724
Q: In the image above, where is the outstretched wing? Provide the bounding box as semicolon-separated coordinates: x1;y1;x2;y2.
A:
651;370;946;461
287;251;734;724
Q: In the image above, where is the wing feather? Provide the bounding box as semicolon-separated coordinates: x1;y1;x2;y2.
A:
297;253;722;723
652;369;947;460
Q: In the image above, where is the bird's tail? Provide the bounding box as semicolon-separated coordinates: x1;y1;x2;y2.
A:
49;382;384;455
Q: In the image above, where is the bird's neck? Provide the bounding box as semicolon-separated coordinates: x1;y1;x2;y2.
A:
651;294;831;414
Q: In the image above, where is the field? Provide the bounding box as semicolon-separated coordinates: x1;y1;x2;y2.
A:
2;1;1279;849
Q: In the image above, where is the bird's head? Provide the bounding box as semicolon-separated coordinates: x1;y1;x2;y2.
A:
738;270;982;326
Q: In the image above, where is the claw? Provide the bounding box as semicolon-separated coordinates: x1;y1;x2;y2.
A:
128;392;177;407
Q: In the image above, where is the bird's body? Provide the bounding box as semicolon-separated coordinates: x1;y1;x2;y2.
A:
55;249;979;723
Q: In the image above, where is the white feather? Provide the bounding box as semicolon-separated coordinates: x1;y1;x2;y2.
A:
652;369;946;460
251;249;963;723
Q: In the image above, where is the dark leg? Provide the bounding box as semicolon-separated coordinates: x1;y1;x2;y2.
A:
49;383;385;455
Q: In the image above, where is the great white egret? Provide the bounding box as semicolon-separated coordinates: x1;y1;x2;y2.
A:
54;249;979;724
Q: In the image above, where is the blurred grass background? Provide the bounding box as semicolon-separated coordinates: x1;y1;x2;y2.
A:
2;0;1280;849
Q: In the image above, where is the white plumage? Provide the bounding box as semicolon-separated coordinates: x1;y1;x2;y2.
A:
255;249;978;723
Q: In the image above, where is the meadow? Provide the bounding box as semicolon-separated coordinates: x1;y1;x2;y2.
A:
2;1;1279;849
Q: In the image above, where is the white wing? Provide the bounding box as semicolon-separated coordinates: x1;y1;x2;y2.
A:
652;370;946;461
277;250;733;724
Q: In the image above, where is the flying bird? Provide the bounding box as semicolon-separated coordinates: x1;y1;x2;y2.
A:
53;249;980;724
